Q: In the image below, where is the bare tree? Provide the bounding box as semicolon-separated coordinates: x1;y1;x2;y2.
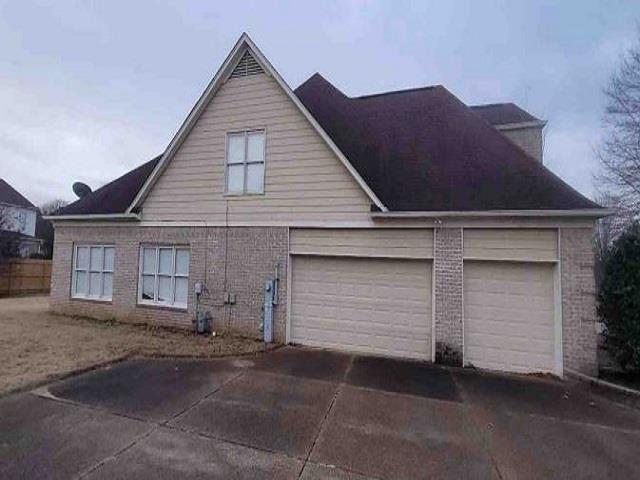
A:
0;205;20;262
37;199;68;259
39;199;68;216
597;31;640;215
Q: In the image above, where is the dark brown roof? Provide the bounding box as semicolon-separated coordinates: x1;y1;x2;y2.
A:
294;73;597;211
470;102;541;126
53;156;161;216
0;179;36;209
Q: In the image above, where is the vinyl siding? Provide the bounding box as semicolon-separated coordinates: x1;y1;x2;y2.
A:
290;228;434;258
141;72;373;223
463;228;558;262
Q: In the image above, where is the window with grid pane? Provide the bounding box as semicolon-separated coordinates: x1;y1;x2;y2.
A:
72;245;114;300
226;129;265;194
138;246;189;308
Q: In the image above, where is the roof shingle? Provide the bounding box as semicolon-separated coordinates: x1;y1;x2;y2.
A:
0;179;36;209
470;102;541;126
53;155;161;216
294;73;597;211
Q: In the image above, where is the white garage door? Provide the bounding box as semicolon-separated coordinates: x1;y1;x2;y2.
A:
464;261;557;373
291;256;432;360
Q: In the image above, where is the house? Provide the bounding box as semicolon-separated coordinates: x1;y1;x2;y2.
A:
46;34;608;376
0;178;44;257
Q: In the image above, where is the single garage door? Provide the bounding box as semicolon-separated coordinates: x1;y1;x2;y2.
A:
464;261;556;373
291;256;432;360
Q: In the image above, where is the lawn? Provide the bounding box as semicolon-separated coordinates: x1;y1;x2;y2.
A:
0;295;266;395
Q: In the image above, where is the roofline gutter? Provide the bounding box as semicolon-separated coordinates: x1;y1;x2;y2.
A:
43;213;141;221
371;208;614;219
495;120;547;131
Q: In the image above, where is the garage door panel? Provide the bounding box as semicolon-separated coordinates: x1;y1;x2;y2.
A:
464;261;556;373
294;306;432;329
466;320;553;340
295;330;429;359
294;282;430;301
466;332;554;354
293;293;430;312
295;320;430;342
465;277;551;296
465;307;553;325
291;256;432;360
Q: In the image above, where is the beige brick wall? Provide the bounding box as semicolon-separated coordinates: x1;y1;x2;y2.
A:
434;227;463;365
560;227;598;375
50;226;288;342
51;223;598;374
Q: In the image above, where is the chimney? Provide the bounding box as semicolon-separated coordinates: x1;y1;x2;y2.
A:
495;121;546;163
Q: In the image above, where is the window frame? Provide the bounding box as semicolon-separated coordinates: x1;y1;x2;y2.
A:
137;245;190;309
224;128;266;196
71;244;114;301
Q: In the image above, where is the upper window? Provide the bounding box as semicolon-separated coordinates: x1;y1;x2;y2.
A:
72;245;114;300
226;129;265;195
138;246;190;308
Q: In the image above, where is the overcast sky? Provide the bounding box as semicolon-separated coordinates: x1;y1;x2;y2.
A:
1;0;639;206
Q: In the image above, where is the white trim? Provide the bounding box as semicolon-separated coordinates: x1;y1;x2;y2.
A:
460;227;465;367
127;33;387;213
495;120;547;131
71;244;114;301
44;213;140;221
224;128;267;195
137;245;190;309
371;209;613;219
554;228;564;376
431;228;436;363
286;227;292;345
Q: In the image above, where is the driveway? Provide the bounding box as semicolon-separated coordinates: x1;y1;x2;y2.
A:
1;347;639;479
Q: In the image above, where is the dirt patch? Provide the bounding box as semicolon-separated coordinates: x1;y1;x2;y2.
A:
0;295;268;395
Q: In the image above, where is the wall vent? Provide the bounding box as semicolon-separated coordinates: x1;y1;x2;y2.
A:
230;50;264;78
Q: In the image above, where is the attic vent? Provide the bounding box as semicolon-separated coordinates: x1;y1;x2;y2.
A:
230;50;264;78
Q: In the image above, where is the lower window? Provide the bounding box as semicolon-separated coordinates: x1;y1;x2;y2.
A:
72;245;114;300
138;245;190;308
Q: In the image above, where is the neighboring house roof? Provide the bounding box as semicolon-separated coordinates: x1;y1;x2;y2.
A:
53;156;161;216
0;178;36;209
470;103;542;126
294;74;597;211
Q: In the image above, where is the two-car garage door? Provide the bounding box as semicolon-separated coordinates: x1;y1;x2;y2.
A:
288;228;559;374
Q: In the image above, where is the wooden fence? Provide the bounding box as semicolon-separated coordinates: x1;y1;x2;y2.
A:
0;259;52;296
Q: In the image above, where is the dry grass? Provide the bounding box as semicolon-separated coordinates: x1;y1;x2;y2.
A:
0;295;267;395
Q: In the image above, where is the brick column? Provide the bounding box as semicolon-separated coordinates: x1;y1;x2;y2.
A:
434;226;464;365
560;227;598;375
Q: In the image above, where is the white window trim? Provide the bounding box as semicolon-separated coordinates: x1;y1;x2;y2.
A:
137;245;189;309
224;128;266;196
71;244;114;302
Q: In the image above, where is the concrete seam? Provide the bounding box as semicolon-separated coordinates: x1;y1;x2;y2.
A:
164;369;247;426
296;355;355;479
451;373;504;480
74;425;158;479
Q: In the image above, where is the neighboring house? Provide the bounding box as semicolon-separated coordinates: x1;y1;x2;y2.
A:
46;34;608;376
0;178;44;257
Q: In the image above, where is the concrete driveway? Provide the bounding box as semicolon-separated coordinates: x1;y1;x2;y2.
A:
1;347;640;479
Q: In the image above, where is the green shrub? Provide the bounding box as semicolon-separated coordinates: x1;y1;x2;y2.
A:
598;222;640;369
